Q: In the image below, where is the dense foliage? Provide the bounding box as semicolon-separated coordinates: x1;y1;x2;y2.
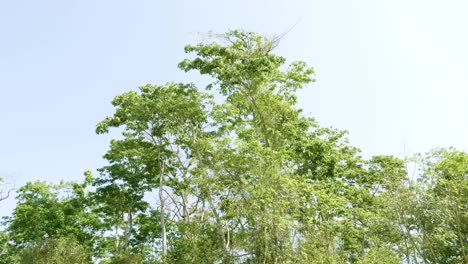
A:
1;30;466;263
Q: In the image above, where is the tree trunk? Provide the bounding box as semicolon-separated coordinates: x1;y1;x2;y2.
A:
159;162;167;259
123;209;133;250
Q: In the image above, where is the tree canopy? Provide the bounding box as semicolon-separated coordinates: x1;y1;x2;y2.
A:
1;30;466;264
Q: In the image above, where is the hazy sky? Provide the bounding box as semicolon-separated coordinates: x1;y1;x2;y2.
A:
1;0;467;216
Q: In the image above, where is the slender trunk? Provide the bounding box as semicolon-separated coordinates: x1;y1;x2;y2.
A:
207;192;229;261
396;207;424;263
123;209;133;250
452;203;467;263
423;231;437;264
182;192;190;223
262;205;268;264
263;226;267;264
129;210;133;236
361;232;366;263
149;134;168;260
115;220;120;255
159;162;167;259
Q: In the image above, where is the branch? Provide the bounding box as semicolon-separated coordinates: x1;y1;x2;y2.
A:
162;188;183;220
0;187;14;202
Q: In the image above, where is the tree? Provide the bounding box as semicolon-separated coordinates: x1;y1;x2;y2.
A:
410;148;468;263
96;82;210;261
95;29;401;263
179;30;318;262
3;30;466;263
1;179;96;263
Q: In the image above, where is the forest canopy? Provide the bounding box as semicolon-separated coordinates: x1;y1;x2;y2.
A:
1;30;466;264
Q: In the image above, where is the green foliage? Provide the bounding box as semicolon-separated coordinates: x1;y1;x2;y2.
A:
16;237;91;264
167;221;223;264
410;148;468;263
103;253;144;264
0;179;98;263
1;30;467;263
5;180;96;247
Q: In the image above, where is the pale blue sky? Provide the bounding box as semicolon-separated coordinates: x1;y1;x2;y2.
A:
1;0;467;216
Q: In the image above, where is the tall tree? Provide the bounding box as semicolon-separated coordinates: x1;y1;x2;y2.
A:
177;30;375;263
4;30;466;264
179;29;315;263
96;82;210;261
411;148;468;263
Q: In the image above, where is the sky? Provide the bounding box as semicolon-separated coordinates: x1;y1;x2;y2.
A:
1;0;467;216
